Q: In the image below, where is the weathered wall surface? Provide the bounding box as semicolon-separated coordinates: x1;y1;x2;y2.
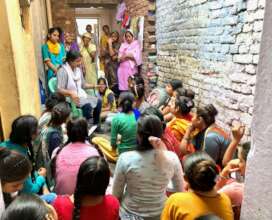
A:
241;1;272;218
156;0;265;135
0;0;41;138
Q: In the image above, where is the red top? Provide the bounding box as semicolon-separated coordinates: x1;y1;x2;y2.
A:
53;195;120;220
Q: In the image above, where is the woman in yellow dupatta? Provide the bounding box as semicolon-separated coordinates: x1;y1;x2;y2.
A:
80;32;97;85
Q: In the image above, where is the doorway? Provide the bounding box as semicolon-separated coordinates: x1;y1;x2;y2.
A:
76;17;99;44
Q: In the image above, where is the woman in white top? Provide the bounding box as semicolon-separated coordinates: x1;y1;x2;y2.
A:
112;115;183;220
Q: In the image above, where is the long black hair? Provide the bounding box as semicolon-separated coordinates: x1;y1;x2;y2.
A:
1;194;53;220
49;102;71;127
9;115;38;171
118;92;134;113
175;96;194;115
136;115;164;151
73;157;110;220
196;104;218;128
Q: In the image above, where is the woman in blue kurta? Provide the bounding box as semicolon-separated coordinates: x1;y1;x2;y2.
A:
42;27;66;83
0;115;47;194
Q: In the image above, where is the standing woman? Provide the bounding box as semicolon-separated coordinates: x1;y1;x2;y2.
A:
117;30;142;92
80;32;97;85
42;27;66;83
64;32;79;53
105;31;121;93
100;25;111;72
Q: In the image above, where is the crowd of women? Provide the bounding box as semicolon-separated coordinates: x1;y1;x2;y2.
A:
0;23;249;220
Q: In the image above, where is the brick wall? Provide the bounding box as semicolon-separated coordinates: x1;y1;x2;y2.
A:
156;0;266;136
50;0;76;33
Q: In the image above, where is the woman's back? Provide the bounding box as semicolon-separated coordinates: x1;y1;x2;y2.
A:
161;192;233;220
111;113;137;153
55;142;99;195
53;195;119;220
112;149;183;217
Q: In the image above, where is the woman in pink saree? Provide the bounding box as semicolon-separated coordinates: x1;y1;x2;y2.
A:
118;30;142;92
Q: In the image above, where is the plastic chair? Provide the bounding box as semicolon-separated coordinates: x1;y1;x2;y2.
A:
48;77;83;118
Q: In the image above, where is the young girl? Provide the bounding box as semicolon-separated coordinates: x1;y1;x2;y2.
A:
167;96;196;142
161;152;234;220
42;27;66;82
35;102;71;172
54;118;99;195
38;92;66;130
97;77;117;120
0;148;32;208
112;115;183;219
53;157;120;220
1;194;58;220
0;115;47;194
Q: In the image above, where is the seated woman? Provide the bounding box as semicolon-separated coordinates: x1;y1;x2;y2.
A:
53;157;120;220
38;92;66;130
54;118;99;195
142;107;183;161
216;142;249;220
92;92;137;162
164;87;196;122
147;79;183;114
112;115;183;220
57;50;102;127
97;77;117;120
129;74;150;113
0;115;47;194
161;152;234;220
167;96;196;142
1;194;58;220
181;104;244;167
0;148;32;208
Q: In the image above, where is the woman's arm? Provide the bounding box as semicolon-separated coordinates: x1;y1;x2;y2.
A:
171;154;184;192
112;156;126;200
44;60;58;74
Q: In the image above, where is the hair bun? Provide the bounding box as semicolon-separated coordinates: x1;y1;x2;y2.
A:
205;104;218;117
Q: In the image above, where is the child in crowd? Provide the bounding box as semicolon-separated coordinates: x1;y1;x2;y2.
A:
181;104;245;167
168;96;196;142
161;152;234;220
42;27;66;83
38;92;66;130
53;157;119;220
0;115;47;194
147;79;183;113
35;102;71;173
97;77;117;120
0;148;32;208
112;115;183;220
1;194;58;220
53;118;99;195
92;92;137;162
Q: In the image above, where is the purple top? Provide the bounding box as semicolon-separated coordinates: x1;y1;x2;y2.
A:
55;142;99;195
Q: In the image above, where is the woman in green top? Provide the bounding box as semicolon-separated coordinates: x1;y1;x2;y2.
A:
92;92;137;162
111;92;137;153
0;115;47;194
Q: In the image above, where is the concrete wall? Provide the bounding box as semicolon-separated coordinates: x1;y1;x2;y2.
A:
241;0;272;219
0;0;41;138
156;0;265;136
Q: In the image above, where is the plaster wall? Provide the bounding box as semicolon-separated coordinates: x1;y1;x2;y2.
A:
0;0;41;138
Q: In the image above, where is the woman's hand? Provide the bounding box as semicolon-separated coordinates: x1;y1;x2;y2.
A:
108;38;113;45
70;92;80;106
221;159;240;178
232;124;245;142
